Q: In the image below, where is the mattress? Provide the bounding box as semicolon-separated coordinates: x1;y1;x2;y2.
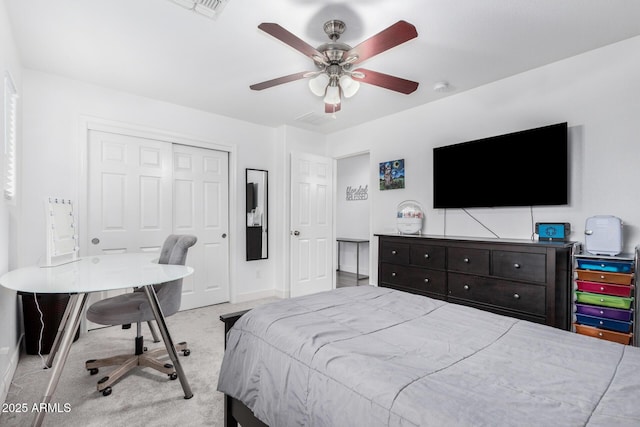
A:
217;286;640;426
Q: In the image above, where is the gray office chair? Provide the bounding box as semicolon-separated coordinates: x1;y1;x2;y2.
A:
85;234;197;396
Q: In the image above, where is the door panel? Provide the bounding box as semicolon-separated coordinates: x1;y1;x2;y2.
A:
290;152;333;297
172;144;229;309
87;131;229;330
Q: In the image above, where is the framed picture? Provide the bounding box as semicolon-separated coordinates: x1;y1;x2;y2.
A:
379;159;405;190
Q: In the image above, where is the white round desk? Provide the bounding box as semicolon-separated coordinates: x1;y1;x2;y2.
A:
0;253;194;427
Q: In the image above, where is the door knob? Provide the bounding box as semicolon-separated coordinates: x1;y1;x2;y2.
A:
91;238;100;245
292;230;300;236
222;233;227;238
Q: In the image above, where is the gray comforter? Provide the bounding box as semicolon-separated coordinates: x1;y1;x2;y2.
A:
217;286;640;426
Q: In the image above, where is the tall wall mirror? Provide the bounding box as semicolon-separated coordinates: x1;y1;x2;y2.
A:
246;169;268;261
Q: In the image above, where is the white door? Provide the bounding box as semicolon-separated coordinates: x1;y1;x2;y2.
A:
290;152;334;297
172;144;229;309
86;130;174;329
87;131;230;317
87;131;173;256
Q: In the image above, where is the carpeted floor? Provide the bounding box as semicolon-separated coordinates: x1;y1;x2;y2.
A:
0;297;277;427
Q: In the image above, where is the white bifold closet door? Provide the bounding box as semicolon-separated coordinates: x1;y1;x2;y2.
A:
86;130;229;329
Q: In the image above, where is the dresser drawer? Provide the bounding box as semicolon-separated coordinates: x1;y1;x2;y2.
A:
575;280;632;297
492;250;546;283
379;263;446;295
448;273;545;316
575;314;632;333
574;291;633;309
574;323;633;345
576;259;633;273
379;241;410;265
410;244;445;269
575;303;633;322
575;270;633;285
447;247;490;275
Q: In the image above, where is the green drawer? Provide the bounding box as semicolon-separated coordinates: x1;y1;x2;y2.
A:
575;291;633;309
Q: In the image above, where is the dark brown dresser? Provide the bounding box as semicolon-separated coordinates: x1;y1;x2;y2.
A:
376;234;574;330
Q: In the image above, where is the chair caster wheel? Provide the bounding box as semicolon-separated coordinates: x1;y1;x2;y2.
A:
102;387;112;397
182;349;191;356
89;368;99;375
169;372;178;380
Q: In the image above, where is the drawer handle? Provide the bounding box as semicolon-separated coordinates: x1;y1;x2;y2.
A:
424;253;430;259
600;298;605;302
600;287;605;291
513;263;521;269
513;293;520;299
600;275;605;279
463;284;470;290
391;272;397;277
463;258;470;263
424;278;430;284
391;250;397;255
599;321;604;325
598;332;603;337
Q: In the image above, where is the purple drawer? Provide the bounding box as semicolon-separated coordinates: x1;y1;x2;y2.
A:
575;303;633;321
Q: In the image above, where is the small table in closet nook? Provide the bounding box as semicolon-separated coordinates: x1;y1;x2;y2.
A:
0;253;194;427
336;238;369;283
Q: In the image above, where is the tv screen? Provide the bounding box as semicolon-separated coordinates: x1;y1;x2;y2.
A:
433;122;568;208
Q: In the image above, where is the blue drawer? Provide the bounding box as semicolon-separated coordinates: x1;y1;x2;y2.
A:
575;313;633;333
576;259;633;273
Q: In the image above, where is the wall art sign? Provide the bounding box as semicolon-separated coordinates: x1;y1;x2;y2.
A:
379;159;405;190
346;185;368;201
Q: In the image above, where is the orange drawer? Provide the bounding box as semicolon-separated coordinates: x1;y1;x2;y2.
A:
575;269;633;285
574;323;633;345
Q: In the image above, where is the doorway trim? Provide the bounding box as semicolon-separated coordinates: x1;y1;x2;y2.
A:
76;115;238;301
333;150;372;287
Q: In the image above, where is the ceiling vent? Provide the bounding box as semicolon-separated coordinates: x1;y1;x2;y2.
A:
295;112;336;126
169;0;229;19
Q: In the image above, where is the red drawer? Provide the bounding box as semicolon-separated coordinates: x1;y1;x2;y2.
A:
575;280;633;297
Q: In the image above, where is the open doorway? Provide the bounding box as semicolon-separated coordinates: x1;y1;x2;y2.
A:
335;153;370;287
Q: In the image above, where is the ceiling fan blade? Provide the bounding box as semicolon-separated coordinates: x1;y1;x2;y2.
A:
325;103;341;114
348;20;418;65
258;23;324;59
250;71;310;91
352;68;419;94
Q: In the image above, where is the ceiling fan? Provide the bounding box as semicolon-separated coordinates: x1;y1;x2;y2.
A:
250;19;419;114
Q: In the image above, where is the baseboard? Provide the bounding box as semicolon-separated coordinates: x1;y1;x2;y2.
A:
0;333;23;405
233;289;279;304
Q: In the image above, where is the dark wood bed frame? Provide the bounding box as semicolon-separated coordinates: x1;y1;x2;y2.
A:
220;310;268;427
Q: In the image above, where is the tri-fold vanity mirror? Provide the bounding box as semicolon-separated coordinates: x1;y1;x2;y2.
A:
246;169;268;261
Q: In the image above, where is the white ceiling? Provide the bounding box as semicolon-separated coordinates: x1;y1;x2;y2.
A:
5;0;640;134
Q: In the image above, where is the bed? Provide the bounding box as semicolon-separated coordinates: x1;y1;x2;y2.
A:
217;286;640;426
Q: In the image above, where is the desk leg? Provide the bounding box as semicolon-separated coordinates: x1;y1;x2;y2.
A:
33;293;87;427
356;242;360;285
45;294;77;368
142;285;193;399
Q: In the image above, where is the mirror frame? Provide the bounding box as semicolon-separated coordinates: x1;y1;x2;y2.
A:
246;168;268;261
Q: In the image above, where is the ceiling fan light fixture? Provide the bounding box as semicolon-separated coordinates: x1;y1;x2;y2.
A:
323;84;341;105
339;75;360;98
309;73;330;96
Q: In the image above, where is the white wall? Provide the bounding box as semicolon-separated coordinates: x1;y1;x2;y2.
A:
336;154;370;275
328;36;640;284
0;0;22;405
18;70;280;304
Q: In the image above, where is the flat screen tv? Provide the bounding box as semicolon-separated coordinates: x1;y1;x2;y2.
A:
433;122;568;209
